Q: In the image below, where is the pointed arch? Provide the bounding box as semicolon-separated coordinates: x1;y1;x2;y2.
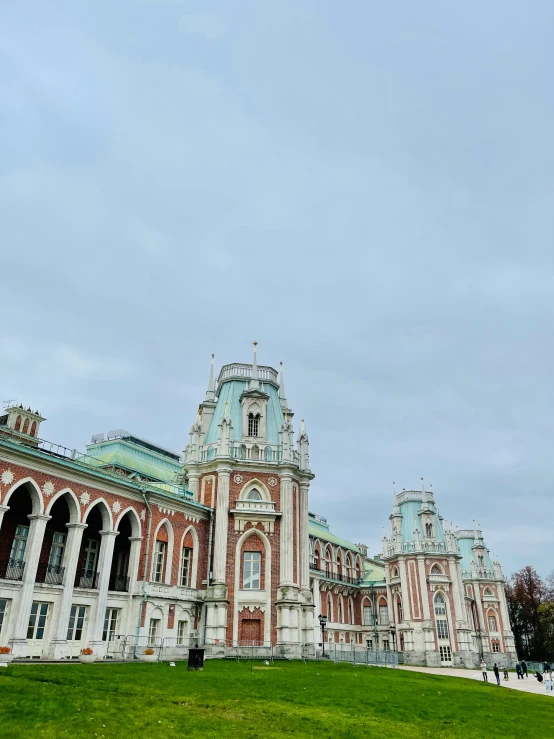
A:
430;562;444;575
239;478;271;502
83;498;113;530
45;488;80;523
152;518;175;585
3;477;44;515
179;525;199;588
114;506;142;538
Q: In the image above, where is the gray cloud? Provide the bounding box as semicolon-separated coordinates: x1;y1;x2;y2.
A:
0;0;553;575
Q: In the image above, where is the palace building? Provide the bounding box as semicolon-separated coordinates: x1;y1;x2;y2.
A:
0;349;516;666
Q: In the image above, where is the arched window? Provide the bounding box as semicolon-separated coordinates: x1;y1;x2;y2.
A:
22;418;29;434
246;488;262;501
431;564;442;575
348;599;354;624
434;593;446;616
239;445;246;459
425;522;433;537
248;413;260;437
363;601;373;626
251;445;260;460
488;615;497;632
434;593;449;640
14;415;21;431
30;421;37;437
397;598;403;623
483;587;493;596
338;599;343;623
477;554;484;567
391;566;399;578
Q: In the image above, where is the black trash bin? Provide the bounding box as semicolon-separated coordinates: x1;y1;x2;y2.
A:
188;648;205;671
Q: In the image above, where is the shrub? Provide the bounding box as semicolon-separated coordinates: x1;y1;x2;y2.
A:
144;648;155;655
0;646;11;655
80;648;94;655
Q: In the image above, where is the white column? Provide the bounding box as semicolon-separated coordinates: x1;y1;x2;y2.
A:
299;483;310;589
212;467;231;584
188;473;200;503
89;529;118;654
449;557;465;622
417;557;431;620
11;513;51;656
312;578;321;644
398;558;411;621
0;505;9;530
48;522;87;659
123;536;143;635
279;473;294;585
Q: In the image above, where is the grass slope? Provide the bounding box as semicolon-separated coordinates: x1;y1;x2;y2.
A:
0;660;551;738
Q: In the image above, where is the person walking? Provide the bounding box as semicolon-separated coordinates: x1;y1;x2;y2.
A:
493;663;500;686
521;660;528;678
481;659;488;682
515;662;522;679
503;667;509;681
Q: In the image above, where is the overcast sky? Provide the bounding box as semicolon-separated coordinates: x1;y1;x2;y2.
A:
1;1;553;576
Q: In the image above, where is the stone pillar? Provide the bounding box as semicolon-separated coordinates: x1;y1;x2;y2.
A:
89;529;118;656
212;467;231;584
48;522;87;659
0;505;10;530
398;558;411;621
299;483;310;589
122;536;144;635
279;473;294;586
188;472;200;503
11;513;51;656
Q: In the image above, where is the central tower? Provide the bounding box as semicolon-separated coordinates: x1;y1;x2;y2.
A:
183;345;314;655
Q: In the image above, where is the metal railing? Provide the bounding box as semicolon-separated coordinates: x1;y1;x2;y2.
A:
44;564;64;585
310;567;363;586
108;575;129;592
4;558;25;580
75;569;99;589
317;644;399;667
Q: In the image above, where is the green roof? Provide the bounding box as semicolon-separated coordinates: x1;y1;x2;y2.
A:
308;513;360;554
82;438;181;483
360;558;386;586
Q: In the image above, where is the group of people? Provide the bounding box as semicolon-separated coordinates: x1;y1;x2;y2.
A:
533;661;553;694
480;658;554;694
480;660;513;686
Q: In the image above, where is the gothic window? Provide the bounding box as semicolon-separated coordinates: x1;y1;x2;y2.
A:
379;604;389;625
30;421;37;437
397;598;403;623
434;593;446;616
348;600;354;624
477;555;484;567
363;605;374;625
338;600;343;623
391;566;399;578
14;415;21;431
483;587;493;596
425;522;433;538
152;541;167;583
434;593;449;640
488;615;497;632
248;413;260;437
180;547;192;586
431;564;442;575
22;418;29;434
246;488;262;501
251;445;260;460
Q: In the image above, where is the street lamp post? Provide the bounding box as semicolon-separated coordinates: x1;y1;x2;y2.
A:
318;614;328;658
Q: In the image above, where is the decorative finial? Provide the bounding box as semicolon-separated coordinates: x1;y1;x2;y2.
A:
205;354;216;402
253;340;258;348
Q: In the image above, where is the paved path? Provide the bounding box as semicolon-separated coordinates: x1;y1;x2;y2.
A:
399;665;554;698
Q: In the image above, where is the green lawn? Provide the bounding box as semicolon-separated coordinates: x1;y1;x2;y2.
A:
0;660;551;738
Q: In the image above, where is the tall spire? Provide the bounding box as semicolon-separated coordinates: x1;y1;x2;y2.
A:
205;354;215;401
250;341;259;390
278;361;287;408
